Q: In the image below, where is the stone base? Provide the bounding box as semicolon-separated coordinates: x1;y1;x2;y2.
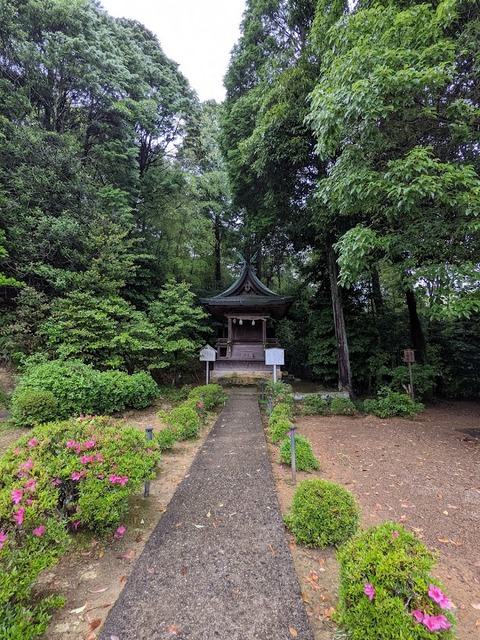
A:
210;370;280;386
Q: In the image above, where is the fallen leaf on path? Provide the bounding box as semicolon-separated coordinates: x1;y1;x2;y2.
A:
324;607;336;619
289;540;296;550
268;544;276;556
89;619;102;631
168;623;179;635
89;587;108;593
471;603;480;610
206;511;211;518
438;538;451;543
119;550;136;560
193;524;204;529
181;566;188;575
147;567;155;574
301;592;309;603
135;534;143;543
289;627;298;637
87;633;97;640
119;575;127;583
69;602;88;614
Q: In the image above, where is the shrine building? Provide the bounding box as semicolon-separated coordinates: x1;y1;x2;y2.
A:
199;262;293;383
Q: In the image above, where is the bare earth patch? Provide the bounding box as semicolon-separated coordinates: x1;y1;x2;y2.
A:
0;398;479;639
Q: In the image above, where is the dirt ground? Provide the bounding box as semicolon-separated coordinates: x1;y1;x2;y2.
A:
0;392;479;639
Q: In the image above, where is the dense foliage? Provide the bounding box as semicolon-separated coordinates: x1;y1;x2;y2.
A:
278;434;320;472
0;415;160;639
336;522;456;639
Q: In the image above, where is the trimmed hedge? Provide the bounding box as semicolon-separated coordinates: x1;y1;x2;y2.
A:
279;434;320;472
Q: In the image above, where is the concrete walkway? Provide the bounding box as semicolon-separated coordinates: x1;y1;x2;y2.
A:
99;390;314;640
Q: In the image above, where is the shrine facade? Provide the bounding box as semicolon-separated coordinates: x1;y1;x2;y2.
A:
199;262;293;382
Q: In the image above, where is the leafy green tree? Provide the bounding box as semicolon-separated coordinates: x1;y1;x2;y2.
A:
148;282;209;385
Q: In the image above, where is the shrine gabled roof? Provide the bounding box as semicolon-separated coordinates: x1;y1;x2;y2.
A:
199;262;293;319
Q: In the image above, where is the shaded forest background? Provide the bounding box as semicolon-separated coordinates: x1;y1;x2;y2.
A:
0;0;479;398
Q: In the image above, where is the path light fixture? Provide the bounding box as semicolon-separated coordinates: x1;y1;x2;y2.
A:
144;427;154;497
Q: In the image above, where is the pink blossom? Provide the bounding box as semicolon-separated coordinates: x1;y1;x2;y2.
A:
422;613;452;632
80;455;95;464
428;584;452;610
114;525;126;539
14;447;21;455
197;401;204;409
33;525;46;536
109;474;128;485
24;478;37;492
94;453;104;462
26;498;34;505
363;583;375;601
14;507;25;526
19;458;33;472
412;610;424;623
392;530;399;538
83;439;95;449
71;469;86;481
28;438;38;447
51;478;62;486
97;473;105;480
0;531;8;549
11;488;23;504
66;440;76;449
72;520;80;530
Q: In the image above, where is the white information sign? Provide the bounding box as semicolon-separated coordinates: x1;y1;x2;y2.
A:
265;348;285;366
199;345;217;362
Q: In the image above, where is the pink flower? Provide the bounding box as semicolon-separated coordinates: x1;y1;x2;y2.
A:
28;438;38;447
83;439;95;449
72;520;80;530
0;531;8;549
19;458;33;472
11;488;23;504
392;530;399;538
24;478;37;492
197;401;204;409
14;507;25;526
66;440;76;449
80;455;95;464
33;525;45;536
97;473;105;480
94;453;104;462
422;613;452;631
109;474;128;485
26;498;34;505
363;583;375;601
428;584;452;610
14;447;21;455
71;469;86;481
412;610;424;623
114;525;126;539
51;478;62;486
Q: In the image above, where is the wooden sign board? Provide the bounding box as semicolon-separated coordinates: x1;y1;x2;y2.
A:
403;349;415;363
199;345;217;362
265;348;285;366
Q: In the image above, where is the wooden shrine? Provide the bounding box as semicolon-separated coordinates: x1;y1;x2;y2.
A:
199;262;293;383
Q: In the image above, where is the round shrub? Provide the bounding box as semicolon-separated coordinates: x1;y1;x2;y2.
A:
154;428;177;451
9;389;58;427
121;371;159;409
302;395;328;415
165;405;201;440
336;522;456;639
279;434;320;472
284;478;359;547
330;396;356;415
363;391;424;418
268;415;292;443
188;384;226;410
270;401;295;422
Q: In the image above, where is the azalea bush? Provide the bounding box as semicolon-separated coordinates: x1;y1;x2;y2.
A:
336;522;456;639
154;428;177;451
363;390;424;418
302;395;328;415
279;434;320;472
284;478;359;547
329;396;357;416
187;384;226;411
10;360;158;426
0;416;160;639
268;413;292;443
266;380;295;412
160;404;201;440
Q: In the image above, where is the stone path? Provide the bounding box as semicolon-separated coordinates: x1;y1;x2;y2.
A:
99;389;313;640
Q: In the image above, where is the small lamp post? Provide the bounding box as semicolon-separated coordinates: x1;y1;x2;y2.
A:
403;349;415;400
144;427;153;497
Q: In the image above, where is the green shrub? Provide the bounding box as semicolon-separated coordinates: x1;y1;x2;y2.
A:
270;401;295;422
268;415;292;443
9;389;58;427
0;416;160;639
0;390;11;410
154;428;177;451
187;384;226;410
330;396;356;415
302;395;328;415
363;390;424;418
10;360;158;423
284;478;359;547
266;380;295;411
279;434;320;472
336;522;456;639
164;405;201;440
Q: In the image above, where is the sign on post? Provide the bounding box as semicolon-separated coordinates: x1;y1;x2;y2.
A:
402;349;415;400
199;345;216;384
265;348;285;383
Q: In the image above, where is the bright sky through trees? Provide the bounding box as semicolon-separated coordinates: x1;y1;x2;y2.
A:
100;0;246;102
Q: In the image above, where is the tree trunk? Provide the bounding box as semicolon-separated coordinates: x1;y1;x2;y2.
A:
405;288;426;365
214;213;222;290
328;247;354;396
